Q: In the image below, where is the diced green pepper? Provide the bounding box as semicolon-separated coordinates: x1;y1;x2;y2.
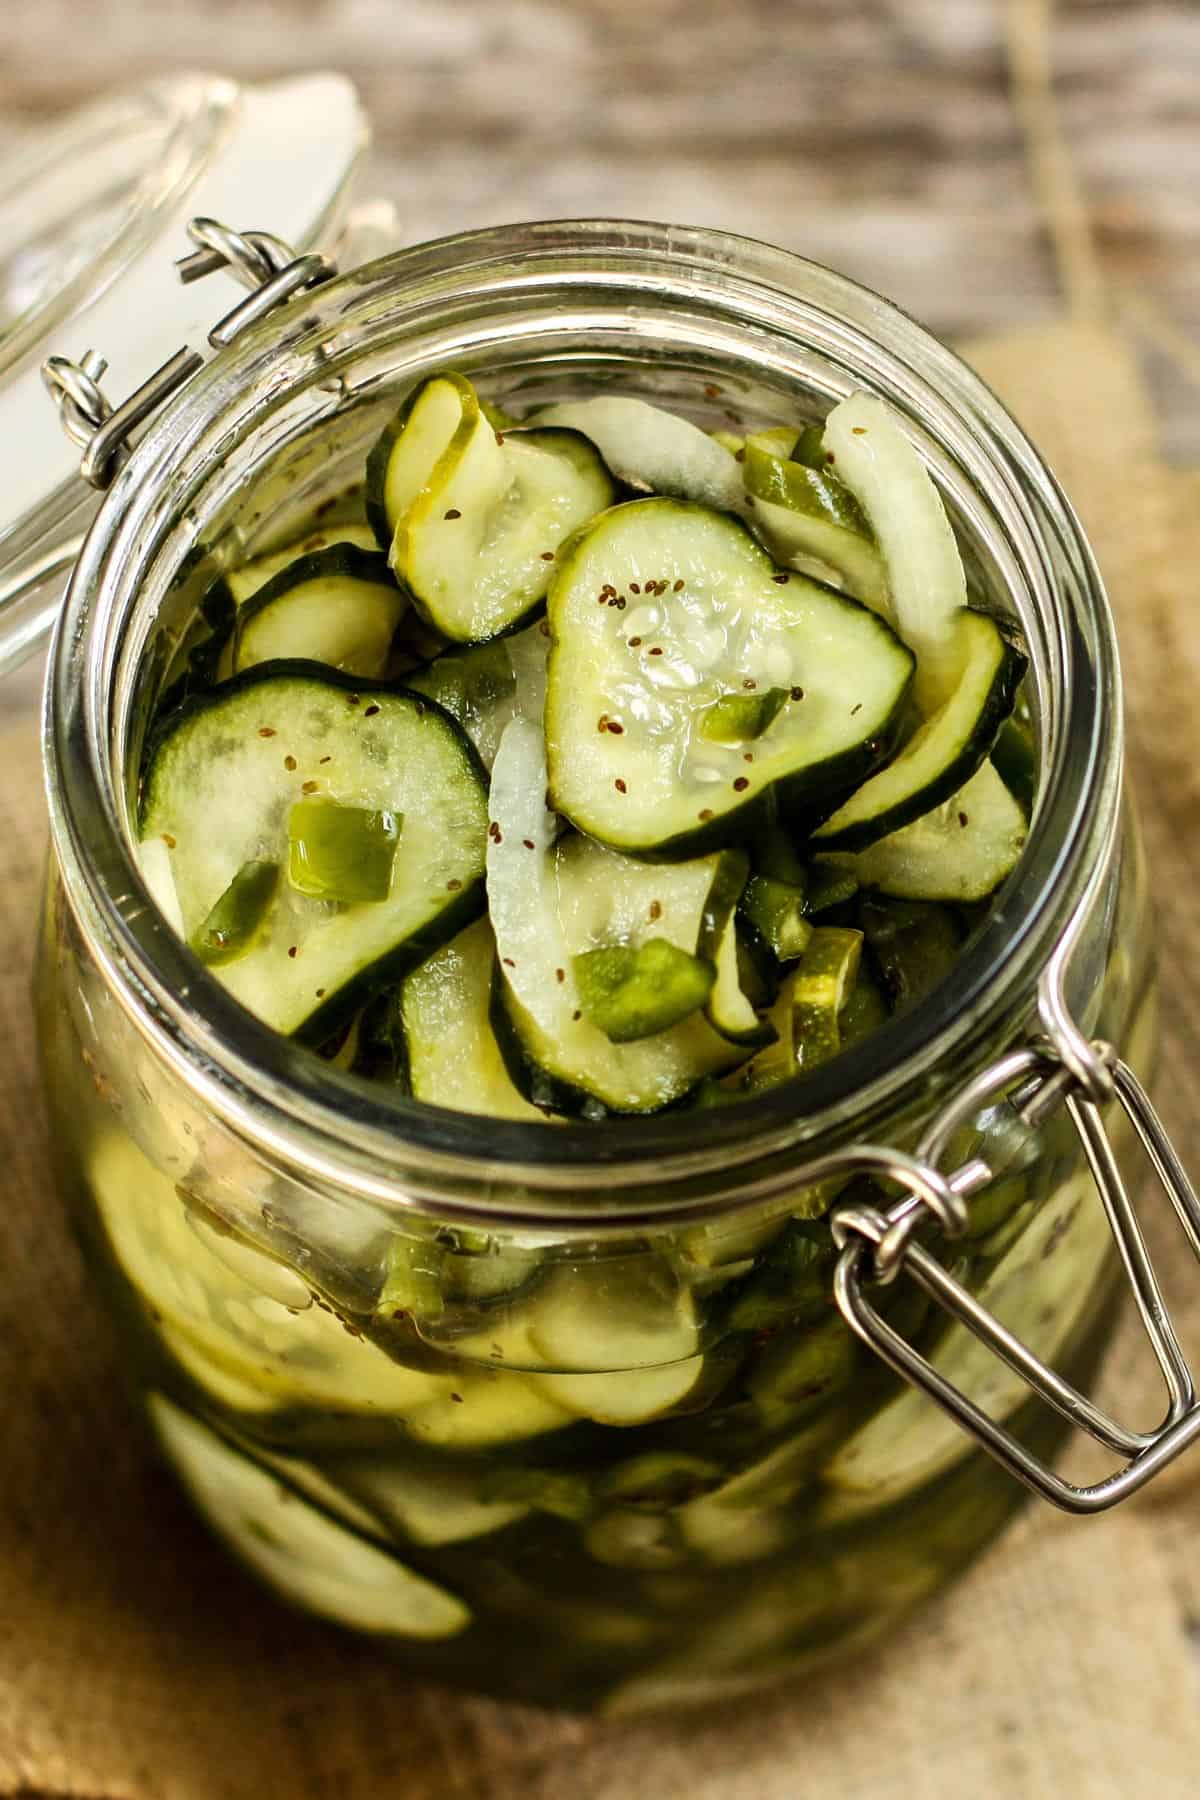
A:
698;687;789;744
189;859;280;966
740;875;813;963
287;800;401;904
379;1234;446;1323
743;438;871;536
572;938;715;1043
791;423;828;469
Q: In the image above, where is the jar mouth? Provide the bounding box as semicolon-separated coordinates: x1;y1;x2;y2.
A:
45;218;1121;1223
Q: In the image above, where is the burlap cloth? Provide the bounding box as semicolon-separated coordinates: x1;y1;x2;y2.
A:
1;318;1199;1798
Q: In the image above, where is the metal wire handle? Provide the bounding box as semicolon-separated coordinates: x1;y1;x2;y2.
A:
40;216;338;491
829;1007;1200;1513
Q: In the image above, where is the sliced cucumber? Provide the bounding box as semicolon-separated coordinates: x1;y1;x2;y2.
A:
705;915;777;1048
812;609;1025;850
825;760;1028;903
330;1456;529;1546
530;395;745;512
226;523;380;607
404;632;521;769
232;545;407;681
488;720;748;1113
140;666;488;1039
791;927;863;1072
397;918;552;1119
369;374;614;642
526;1263;704;1423
545;499;914;859
858;895;965;1014
741;435;889;610
822;391;968;713
148;1395;472;1637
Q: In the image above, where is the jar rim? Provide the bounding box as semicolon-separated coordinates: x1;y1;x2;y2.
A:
44;217;1122;1225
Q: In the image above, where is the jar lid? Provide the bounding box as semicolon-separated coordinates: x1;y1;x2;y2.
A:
0;70;369;669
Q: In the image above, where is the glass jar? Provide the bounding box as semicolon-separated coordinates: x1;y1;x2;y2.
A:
34;221;1160;1714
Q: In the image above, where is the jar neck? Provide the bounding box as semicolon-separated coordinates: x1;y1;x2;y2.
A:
45;220;1123;1225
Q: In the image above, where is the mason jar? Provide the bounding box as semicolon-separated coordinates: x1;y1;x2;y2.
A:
26;218;1176;1715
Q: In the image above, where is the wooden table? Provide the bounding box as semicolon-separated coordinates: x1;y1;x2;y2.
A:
3;0;1198;457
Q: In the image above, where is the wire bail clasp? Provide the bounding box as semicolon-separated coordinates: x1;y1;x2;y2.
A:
41;215;338;491
830;997;1200;1514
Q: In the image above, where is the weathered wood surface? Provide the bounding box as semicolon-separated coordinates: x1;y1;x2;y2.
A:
3;0;1199;456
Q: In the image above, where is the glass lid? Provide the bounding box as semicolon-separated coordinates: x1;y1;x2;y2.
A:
0;70;369;674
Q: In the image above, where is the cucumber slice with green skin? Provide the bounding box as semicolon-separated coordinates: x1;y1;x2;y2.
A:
488;719;748;1114
330;1456;530;1546
404;633;521;770
704;914;777;1048
368;374;615;643
545;499;914;861
742;437;889;612
791;927;863;1072
232;545;408;681
858;895;965;1014
530;395;746;512
226;523;381;608
812;609;1026;852
992;706;1037;817
140;665;488;1040
396;918;553;1120
526;1263;705;1423
822;391;968;714
745;1313;857;1414
148;1395;472;1637
825;760;1029;903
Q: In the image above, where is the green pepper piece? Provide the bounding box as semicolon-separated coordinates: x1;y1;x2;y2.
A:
740;875;813;963
698;686;789;744
792;927;863;1072
791;422;828;469
378;1233;446;1324
572;938;715;1043
743;438;871;536
189;859;280;966
287;800;401;903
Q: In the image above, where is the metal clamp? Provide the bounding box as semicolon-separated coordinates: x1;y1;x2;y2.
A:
41;215;338;490
829;992;1200;1514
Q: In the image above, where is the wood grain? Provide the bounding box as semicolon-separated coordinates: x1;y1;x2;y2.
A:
2;0;1198;455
